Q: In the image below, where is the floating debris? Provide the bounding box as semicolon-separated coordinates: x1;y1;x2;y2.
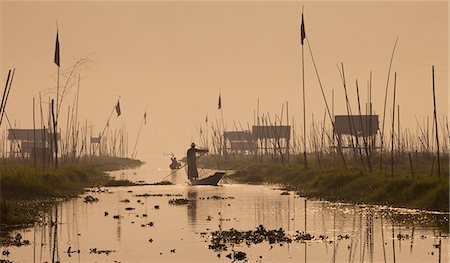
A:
1;233;30;247
169;198;190;205
199;196;235;200
397;233;410;240
294;231;314;241
280;191;290;195
170;249;176;253
113;215;120;219
125;207;135;211
141;222;154;227
66;246;80;254
84;195;99;203
148;238;154;243
134;193;182;197
120;199;130;203
226;251;247;261
104;211;109;216
154;205;160;209
89;248;115;255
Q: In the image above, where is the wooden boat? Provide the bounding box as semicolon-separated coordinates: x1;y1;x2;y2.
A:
191;172;225;186
169;157;182;170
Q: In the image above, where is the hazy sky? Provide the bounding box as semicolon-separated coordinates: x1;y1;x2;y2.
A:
1;1;448;160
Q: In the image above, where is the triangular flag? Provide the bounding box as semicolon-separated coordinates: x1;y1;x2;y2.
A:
115;101;121;117
54;31;60;66
300;13;306;45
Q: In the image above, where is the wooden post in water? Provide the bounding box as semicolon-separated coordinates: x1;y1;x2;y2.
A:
431;65;441;177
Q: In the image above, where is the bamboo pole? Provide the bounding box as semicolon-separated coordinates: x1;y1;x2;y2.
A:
381;37;399;171
306;37;347;170
51;99;58;168
391;73;397;177
432;65;441;177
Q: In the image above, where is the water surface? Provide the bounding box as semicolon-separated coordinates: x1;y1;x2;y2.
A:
2;158;448;263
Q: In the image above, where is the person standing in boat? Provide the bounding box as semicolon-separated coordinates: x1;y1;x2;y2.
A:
187;143;208;182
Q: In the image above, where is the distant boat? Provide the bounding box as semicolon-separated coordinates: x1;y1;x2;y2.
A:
169;157;182;170
191;172;225;186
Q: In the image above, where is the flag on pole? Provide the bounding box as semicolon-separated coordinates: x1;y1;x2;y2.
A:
144;112;147;125
115;100;121;117
218;94;222;110
300;13;306;45
54;31;60;66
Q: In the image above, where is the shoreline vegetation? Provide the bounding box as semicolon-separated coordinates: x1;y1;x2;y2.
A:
198;153;449;212
0;157;142;234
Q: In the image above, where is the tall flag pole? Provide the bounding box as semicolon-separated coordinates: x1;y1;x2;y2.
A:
300;9;308;169
218;91;225;155
53;25;60;167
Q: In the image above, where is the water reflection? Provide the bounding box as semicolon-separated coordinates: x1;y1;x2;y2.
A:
1;183;448;263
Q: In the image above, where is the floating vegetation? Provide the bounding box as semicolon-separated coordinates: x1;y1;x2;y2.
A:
141;222;154;227
66;246;80;254
134;193;182;197
84;195;99;203
199;195;235;200
149;181;173;185
226;251;247;261
0;233;30;247
169;198;190;205
89;248;115;255
209;225;292;252
294;231;314;241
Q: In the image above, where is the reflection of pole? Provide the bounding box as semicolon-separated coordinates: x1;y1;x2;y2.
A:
381;215;387;263
304;198;307;263
392;223;396;263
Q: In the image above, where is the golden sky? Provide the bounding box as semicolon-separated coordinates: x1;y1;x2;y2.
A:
1;1;448;159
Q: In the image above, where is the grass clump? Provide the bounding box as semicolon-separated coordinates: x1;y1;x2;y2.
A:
0;157;142;230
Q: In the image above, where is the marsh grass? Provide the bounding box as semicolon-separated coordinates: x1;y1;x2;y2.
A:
199;153;449;212
0;157;142;228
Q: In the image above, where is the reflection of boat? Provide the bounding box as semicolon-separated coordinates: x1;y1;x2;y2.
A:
191;172;225;186
170;156;182;170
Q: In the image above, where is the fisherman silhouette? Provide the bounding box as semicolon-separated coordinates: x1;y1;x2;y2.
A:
186;143;208;182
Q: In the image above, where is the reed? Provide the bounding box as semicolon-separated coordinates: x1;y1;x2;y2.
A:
200;153;449;212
